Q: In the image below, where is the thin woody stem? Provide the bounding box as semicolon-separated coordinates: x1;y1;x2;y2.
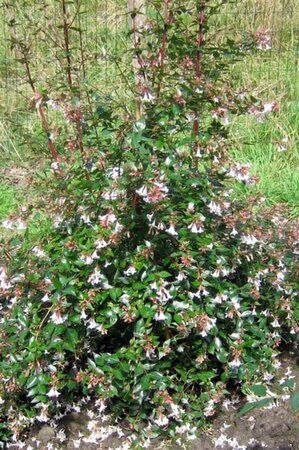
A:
75;118;91;181
61;0;90;180
62;0;73;89
193;0;205;157
156;0;172;99
35;95;59;161
128;0;147;119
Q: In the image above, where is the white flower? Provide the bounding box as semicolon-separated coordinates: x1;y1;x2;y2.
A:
214;434;229;448
208;201;222;215
188;222;204;234
257;42;271;51
47;386;60;398
271;319;280;328
88;269;105;286
231;227;238;236
72;439;82;449
200;317;216;337
212;293;227;304
134;120;146;131
32;246;46;257
56;429;67;442
87;319;106;334
95;238;108;249
80;309;87;320
91;250;99;260
154;310;167;321
99;213;117;226
228;163;252;183
231;297;240;310
153;414;169;427
46;99;60;110
2;219;14;229
50;311;67;325
53;214;64;228
0;266;12;290
107;167;123;179
212;268;221;278
49;132;56;142
187;202;195;212
36;407;50;423
177;271;187;281
102;188;124;200
41;293;50;303
156;221;165;230
263;102;276;113
81;214;92;225
124;266;137;276
241;234;259;246
136;186;148;197
142;91;156;103
51;161;60;171
114;221;124;233
222;268;230;277
277;143;287;152
230;333;240;340
80;254;94;265
222;116;230;126
166;224;178;236
228;358;242;368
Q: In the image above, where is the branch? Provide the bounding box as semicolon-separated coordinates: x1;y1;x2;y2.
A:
193;0;206;138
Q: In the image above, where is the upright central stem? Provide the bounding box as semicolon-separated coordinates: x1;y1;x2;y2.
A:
128;0;147;119
156;0;171;99
62;0;72;89
193;0;205;137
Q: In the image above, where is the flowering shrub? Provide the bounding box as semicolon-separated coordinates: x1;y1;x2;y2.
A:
0;0;298;445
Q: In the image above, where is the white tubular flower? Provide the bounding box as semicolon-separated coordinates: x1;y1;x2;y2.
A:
166;224;178;236
47;386;61;398
50;311;67;325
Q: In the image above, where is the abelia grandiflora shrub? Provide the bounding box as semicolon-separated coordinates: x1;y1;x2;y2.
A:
0;0;298;445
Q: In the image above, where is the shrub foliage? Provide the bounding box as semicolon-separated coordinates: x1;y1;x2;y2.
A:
0;0;298;444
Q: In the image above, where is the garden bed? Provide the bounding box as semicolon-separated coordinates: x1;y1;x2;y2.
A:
8;349;298;450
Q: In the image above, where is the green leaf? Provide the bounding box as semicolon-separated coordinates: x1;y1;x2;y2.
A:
139;305;154;319
63;286;76;297
237;398;273;417
87;358;97;371
280;379;295;389
106;355;120;365
26;376;38;389
109;385;119;397
159;271;172;278
197;371;217;382
109;288;122;301
66;328;78;344
135;318;145;336
249;384;267;397
291;390;299;413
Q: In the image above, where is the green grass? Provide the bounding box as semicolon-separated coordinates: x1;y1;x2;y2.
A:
0;182;16;220
231;99;299;214
229;47;299;213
